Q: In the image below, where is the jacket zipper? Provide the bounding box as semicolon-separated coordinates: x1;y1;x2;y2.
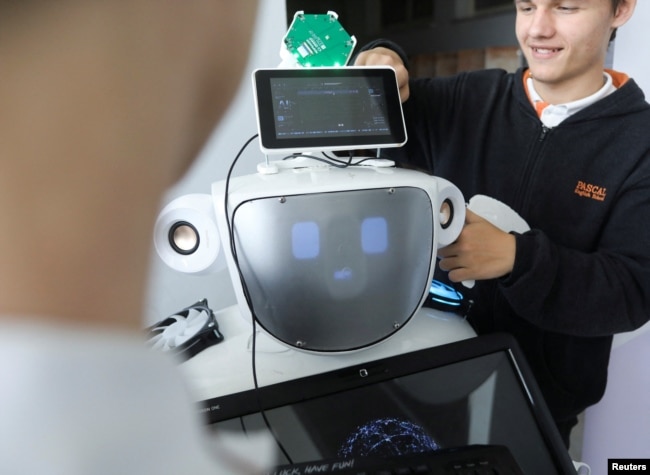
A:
514;125;551;212
539;125;550;142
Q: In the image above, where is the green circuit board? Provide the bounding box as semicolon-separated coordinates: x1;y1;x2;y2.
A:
283;11;357;67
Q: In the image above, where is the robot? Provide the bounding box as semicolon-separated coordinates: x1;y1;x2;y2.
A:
152;11;475;401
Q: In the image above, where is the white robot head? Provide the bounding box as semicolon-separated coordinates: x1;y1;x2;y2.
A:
155;158;464;353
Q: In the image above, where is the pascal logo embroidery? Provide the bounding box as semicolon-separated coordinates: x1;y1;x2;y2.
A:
574;180;607;202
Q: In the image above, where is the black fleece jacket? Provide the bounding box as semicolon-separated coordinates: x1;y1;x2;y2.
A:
362;40;650;428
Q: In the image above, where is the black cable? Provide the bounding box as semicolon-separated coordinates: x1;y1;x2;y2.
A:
223;134;294;464
238;416;248;436
282;150;391;168
321;150;354;167
223;142;396;461
251;318;294;464
281;153;351;168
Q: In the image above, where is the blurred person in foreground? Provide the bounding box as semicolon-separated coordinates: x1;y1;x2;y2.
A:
0;1;268;473
355;0;650;447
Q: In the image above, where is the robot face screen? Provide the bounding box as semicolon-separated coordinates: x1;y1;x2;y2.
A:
292;216;387;263
231;186;434;352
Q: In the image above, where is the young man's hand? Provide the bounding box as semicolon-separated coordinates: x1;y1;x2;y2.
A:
438;209;517;283
354;47;410;102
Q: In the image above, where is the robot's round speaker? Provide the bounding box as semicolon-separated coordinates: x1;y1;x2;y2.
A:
434;177;465;248
153;193;221;274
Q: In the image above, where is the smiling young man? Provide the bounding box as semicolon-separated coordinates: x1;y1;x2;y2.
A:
355;0;650;447
516;0;629;103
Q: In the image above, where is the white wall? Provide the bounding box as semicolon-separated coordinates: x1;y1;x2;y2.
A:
613;1;650;96
581;2;650;473
144;0;287;324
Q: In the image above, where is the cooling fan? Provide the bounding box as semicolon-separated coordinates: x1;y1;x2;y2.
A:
146;299;224;359
424;279;473;317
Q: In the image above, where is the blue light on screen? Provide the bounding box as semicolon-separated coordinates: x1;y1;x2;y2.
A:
292;221;320;259
333;267;354;281
361;217;388;254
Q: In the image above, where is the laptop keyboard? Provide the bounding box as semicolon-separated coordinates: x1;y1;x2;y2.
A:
268;445;525;475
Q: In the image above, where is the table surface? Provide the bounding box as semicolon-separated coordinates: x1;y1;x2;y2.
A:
180;304;477;401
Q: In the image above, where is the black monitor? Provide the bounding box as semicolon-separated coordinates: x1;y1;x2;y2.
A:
202;333;576;475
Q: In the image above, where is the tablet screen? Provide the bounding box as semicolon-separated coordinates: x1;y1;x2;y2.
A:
253;67;407;154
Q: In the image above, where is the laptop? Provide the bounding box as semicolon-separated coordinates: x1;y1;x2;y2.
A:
201;333;576;474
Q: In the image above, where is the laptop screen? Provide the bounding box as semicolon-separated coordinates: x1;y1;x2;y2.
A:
202;333;575;475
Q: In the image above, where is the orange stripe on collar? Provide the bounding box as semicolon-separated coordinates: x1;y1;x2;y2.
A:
522;69;629;118
605;69;630;88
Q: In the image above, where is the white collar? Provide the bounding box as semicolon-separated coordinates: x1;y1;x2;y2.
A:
527;72;617;128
